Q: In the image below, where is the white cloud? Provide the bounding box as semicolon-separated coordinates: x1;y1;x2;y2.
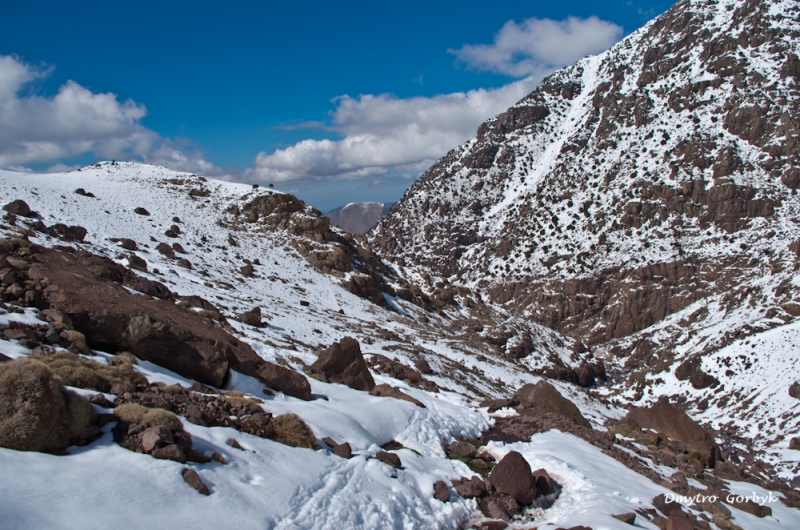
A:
250;77;540;183
0;54;224;176
449;16;623;77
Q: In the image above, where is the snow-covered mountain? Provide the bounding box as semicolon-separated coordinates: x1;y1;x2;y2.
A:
326;202;394;234
1;0;800;528
372;0;800;474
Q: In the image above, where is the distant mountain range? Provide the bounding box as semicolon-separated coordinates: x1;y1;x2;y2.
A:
326;202;394;234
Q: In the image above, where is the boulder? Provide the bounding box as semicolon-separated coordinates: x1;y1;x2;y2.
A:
453;476;487;498
177;259;192;269
141;425;173;452
151;443;186;463
156;243;175;258
790;381;800;400
653;493;685;517
27;246;310;399
433;480;450;502
49;224;87;242
532;468;555;495
182;468;210;495
414;359;432;374
128;255;147;272
612;513;636;525
370;383;424;407
134;207;150;216
238;307;262;327
311;337;375;391
447;440;478;459
623;401;722;467
513;381;591;428
118;238;137;250
240;264;254;277
375;450;402;469
3;200;32;217
488;451;538;506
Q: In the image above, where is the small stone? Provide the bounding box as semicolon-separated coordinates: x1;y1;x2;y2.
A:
134;207;150;216
375;451;402;469
414;359;432;374
433;480;450;502
612;513;637;525
333;442;352;459
177;258;192;269
182;468;210;495
151;444;186;463
88;394;114;408
226;438;244;450
109;383;134;395
240;264;254;277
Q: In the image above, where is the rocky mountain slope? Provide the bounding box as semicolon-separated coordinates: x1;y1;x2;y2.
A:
372;0;800;476
326;202;394;234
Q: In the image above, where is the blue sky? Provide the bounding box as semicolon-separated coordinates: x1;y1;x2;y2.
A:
0;0;673;211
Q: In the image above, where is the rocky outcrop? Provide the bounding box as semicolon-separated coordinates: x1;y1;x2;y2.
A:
621;400;722;467
512;382;591;428
22;245;310;399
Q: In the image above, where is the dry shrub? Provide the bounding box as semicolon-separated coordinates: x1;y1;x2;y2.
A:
33;351;146;393
222;390;264;414
269;413;318;449
116;351;138;365
114;403;183;431
65;330;90;354
0;358;96;452
156;382;185;393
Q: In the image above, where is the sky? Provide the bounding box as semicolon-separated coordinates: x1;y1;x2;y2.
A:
0;0;674;211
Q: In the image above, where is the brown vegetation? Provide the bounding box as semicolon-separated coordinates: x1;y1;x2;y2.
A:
0;358;96;452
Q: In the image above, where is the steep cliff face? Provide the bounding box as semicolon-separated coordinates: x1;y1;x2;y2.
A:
373;0;800;346
372;1;800;459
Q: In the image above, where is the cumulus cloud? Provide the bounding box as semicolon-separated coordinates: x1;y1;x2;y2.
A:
449;16;623;77
0;54;223;175
250;16;622;185
249;77;540;183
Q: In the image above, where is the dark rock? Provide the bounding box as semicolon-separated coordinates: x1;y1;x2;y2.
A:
370;383;424;407
134;207;150;216
88;393;114;408
470;521;507;530
433;480;450;502
128;255;147;272
141;425;173;452
151;443;186;463
156;243;175;258
482;398;515;413
240;264;254;277
447;440;478;459
226;438;244;450
49;224;88;242
237;307;262;327
488;451;538;506
612;513;637;525
532;468;556;496
653;493;684;517
513;381;591;428
118;239;137;250
333;442;352;459
171;243;186;254
790;437;800;450
177;259;192;269
182;468;210;495
453;476;487;498
623;401;722;467
3;200;32;217
790;381;800;400
173;431;193;452
109;383;134;395
311;337;375;391
666;511;696;530
375;450;402;469
414;359;432;374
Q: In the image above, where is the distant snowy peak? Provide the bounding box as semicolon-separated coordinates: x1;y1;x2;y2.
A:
326;202;394;234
